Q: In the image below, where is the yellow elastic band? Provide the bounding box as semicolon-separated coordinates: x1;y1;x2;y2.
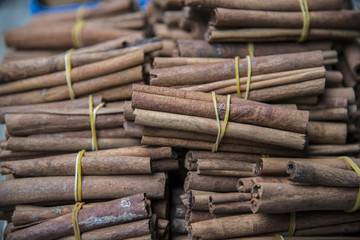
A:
212;92;221;152
72;20;85;48
235;56;242;98
245;56;252;100
76;6;86;22
261;154;270;158
74;150;85;202
211;93;231;152
276;234;285;240
89;95;105;151
288;212;296;236
65;49;76;100
247;43;255;58
298;0;310;42
338;156;360;212
72;201;85;240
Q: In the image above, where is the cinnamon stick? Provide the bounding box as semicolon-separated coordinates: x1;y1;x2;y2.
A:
0;156;152;177
287;161;360;187
344;43;360;81
307;121;347;144
184;171;238;192
5;194;151;240
0;50;144;96
184;0;344;11
6;137;141;152
0;174;166;207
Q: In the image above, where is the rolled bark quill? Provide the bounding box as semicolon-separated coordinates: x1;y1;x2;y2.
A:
0;155;152;177
0;96;102;124
206;27;360;42
237;176;306;193
196;159;255;177
307;121;347;145
27;128;127;139
210;9;360;30
132;92;309;134
251;182;359;213
305;144;360;156
209;192;251;214
5;137;141;152
254;157;360;176
183;190;215;211
189;211;360;239
184;171;238;192
132;84;310;134
0;50;144;96
0;37;161;82
177;39;332;58
57;218;154;240
4;23;143;49
344;43;360;81
134;109;307;150
287;161;360;187
6;111;125;136
185;150;260;171
0;173;166;207
5;194;151;240
184;0;344;11
150;51;324;86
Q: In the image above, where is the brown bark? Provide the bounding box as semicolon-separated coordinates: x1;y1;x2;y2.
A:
308;108;348;121
344;44;360;81
6;112;125;136
185;150;260;171
141;136;304;157
153;24;192;40
211;9;360;29
197;159;255;177
189;211;360;239
338;56;357;88
254;157;360;176
6;194;151;240
171;218;188;234
3;49;62;61
184;190;214;211
287;161;360;187
0;50;143;96
0;155;152;177
322;88;356;105
57;218;153;240
134;109;307;150
307;121;347;144
150;51;324;86
237;176;305;193
4;23;143;49
123;101;136;121
93;81;142;102
151;200;168;219
184;0;343;11
124;121;143;138
325;70;343;87
305;144;360;155
151;158;179;172
0;173;166;207
209;201;251;214
0;150;57;161
28;128;127;139
6;137;141;152
177;39;332;58
251;182;358;213
0;96;102;124
206;27;360;42
297;97;347;110
132;90;309;133
184;171;238;192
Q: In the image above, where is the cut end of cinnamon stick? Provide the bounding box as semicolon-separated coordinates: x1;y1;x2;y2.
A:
253;159;263;175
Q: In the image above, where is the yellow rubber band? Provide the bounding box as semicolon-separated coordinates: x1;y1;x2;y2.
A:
211;93;231;152
276;234;285;240
212;92;221;152
76;6;86;22
65;49;76;100
338;156;360;212
235;56;242;98
247;43;255;58
74;150;85;202
218;94;231;144
298;0;310;42
72;20;85;48
245;55;252;100
261;154;270;158
288;212;296;236
72;201;85;240
89;95;105;151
